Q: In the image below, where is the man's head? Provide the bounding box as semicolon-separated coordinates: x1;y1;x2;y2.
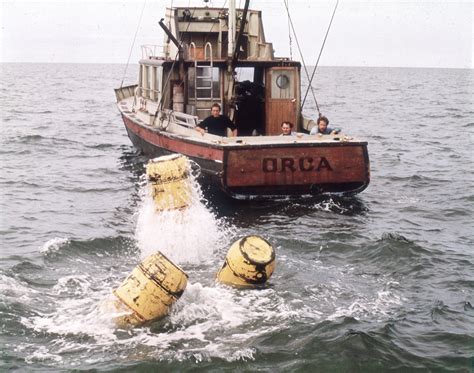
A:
281;121;293;135
318;116;329;132
211;103;221;118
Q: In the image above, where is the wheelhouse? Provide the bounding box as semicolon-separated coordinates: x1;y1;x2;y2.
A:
136;6;303;136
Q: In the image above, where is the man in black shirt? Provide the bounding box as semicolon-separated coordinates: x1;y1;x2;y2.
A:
195;103;237;137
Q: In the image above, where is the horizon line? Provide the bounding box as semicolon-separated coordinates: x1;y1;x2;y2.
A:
0;61;472;70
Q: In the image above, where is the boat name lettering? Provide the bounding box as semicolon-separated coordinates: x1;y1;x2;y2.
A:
262;157;333;172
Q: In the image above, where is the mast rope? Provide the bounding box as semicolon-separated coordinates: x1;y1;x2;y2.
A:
120;0;147;88
301;0;339;110
283;0;320;115
286;0;292;60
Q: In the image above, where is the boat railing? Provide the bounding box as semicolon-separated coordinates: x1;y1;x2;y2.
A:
154;109;198;131
168;110;198;128
141;44;165;59
137;86;161;101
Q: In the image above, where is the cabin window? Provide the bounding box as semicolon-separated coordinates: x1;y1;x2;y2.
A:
271;69;294;99
154;66;163;102
187;67;220;99
139;65;163;100
147;66;153;99
139;65;146;96
235;67;255;82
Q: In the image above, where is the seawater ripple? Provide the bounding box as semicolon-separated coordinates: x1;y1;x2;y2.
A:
0;64;472;371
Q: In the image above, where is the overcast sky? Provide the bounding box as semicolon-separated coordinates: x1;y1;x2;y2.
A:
1;0;473;68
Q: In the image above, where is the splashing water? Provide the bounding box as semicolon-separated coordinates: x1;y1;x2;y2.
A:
135;171;234;265
39;237;70;255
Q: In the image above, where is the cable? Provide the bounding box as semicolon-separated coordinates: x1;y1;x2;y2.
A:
120;0;147;88
286;0;292;60
283;0;319;114
301;0;339;110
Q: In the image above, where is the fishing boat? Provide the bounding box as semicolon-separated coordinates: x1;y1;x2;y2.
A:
114;1;369;200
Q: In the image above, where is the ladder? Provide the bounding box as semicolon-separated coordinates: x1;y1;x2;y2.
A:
190;42;217;117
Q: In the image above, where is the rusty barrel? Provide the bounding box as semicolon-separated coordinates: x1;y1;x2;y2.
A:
112;251;188;326
146;154;191;211
216;235;275;288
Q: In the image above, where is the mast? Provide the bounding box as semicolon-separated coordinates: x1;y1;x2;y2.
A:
228;0;236;58
225;0;250;115
232;0;250;68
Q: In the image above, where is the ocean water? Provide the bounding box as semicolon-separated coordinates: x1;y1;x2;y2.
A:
0;63;473;372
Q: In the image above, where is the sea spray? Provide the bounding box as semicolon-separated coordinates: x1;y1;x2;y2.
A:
135;171;234;265
39;237;70;255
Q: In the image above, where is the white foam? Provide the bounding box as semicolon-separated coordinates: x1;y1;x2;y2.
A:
22;277;295;363
39;237;70;254
324;279;404;322
135;177;233;265
313;198;348;213
0;274;40;303
52;274;94;296
24;346;63;364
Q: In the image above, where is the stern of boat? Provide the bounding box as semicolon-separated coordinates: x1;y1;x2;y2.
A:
222;142;370;199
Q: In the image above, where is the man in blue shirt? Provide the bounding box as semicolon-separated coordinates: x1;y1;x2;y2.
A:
310;116;336;135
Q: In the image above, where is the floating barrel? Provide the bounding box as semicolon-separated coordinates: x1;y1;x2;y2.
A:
112;251;188;326
146;154;191;211
216;235;275;288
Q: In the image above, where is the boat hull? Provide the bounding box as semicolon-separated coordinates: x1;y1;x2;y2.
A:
122;114;370;199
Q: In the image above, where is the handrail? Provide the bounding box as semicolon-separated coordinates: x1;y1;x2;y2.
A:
204;42;213;61
135;86;161;102
155;109;199;130
188;42;197;60
141;44;165;59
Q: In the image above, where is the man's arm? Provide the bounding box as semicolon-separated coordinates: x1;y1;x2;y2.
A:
225;116;237;137
195;118;208;135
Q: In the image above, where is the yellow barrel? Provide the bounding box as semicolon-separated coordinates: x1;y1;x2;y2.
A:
112;251;188;326
146;154;191;211
216;235;275;288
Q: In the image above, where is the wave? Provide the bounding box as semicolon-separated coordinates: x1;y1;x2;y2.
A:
39;235;137;260
342;232;435;274
84;143;117;149
15;134;44;142
39;237;70;255
7;134;83;147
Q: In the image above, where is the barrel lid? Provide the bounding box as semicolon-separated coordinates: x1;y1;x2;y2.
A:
150;154;182;163
239;235;274;265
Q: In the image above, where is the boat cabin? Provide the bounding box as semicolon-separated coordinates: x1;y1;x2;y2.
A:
136;6;302;136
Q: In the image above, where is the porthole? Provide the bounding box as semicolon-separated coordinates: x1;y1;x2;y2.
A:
276;74;290;89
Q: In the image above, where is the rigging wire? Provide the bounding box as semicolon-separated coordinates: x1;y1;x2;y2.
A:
301;0;339;110
282;0;320;115
286;0;292;60
120;0;147;88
